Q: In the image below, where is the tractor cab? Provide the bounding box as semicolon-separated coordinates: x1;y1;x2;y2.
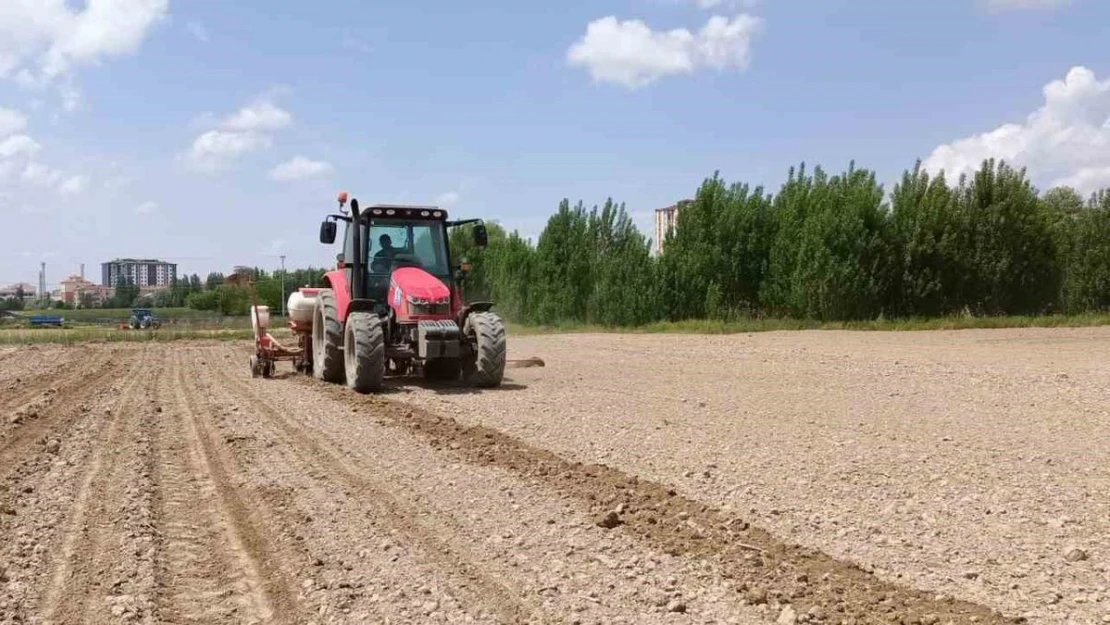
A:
310;192;503;394
341;206;456;313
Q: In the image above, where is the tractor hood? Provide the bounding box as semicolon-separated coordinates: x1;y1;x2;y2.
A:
388;266;450;307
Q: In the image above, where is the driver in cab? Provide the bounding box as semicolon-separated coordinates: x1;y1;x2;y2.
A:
372;234;398;272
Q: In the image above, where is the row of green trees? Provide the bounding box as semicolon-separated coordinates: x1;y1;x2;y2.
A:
179;268;329;316
58;157;1104;324
52;268;329;315
453;159;1110;325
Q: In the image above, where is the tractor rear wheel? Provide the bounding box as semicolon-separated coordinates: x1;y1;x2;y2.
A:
312;289;345;384
344;312;385;393
462;311;506;388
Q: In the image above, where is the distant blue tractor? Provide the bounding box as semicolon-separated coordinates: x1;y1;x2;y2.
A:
128;308;161;330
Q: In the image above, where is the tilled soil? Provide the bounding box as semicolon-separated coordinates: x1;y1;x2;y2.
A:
389;328;1110;625
0;330;1105;624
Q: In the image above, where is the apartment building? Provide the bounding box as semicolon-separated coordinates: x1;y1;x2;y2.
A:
653;199;692;256
101;258;178;288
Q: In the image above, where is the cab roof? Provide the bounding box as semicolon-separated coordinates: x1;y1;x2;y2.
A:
361;204;448;221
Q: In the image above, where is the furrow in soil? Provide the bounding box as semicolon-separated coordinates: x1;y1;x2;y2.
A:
149;348;301;624
214;364;541;624
37;347;158;623
0;347;124;471
299;374;1025;625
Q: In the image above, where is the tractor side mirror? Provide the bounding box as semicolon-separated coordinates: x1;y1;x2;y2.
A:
473;223;489;247
320;220;337;244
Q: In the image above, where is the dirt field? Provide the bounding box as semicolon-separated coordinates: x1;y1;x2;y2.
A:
0;328;1107;624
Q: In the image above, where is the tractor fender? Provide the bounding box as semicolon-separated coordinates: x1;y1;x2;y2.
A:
458;301;494;332
323;269;352;321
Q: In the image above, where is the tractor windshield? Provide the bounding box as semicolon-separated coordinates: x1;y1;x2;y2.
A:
363;219;450;277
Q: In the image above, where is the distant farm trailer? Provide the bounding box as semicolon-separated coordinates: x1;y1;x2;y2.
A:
28;315;65;327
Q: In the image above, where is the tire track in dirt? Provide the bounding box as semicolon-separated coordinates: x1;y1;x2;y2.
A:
300;376;1027;625
149;349;301;624
37;347;157;623
0;353;149;622
0;347;125;487
0;345;94;413
0;344;73;381
216;366;538;624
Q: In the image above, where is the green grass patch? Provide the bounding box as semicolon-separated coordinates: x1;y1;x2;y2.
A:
508;313;1110;336
3;307;260;329
20;307;219;321
0;326;294;346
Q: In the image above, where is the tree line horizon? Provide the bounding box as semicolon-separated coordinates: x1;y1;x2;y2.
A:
9;157;1108;325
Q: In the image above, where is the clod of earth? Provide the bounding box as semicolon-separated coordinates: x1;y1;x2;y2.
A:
596;510;623;529
1064;547;1089;562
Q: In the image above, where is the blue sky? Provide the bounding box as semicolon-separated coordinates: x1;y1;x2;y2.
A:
2;0;1109;289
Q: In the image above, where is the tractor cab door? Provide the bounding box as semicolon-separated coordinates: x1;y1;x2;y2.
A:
341;219;405;305
366;221;410;303
341;222;356;293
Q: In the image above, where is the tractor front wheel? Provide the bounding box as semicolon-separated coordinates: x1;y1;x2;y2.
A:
312;289;345;384
462;311;506;388
344;312;385;394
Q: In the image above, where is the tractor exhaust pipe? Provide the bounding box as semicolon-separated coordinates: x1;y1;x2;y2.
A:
349;198;364;300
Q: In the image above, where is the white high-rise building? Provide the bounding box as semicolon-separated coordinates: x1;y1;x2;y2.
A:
101;258;178;288
653;200;691;256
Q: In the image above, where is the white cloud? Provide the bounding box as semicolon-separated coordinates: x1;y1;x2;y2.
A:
0;110;80;195
923;66;1110;196
182;95;294;172
0;0;169;85
0;108;27;138
60;83;82;111
184;129;273;172
186;20;210;43
0;160;18;180
567;14;764;88
0;134;41;159
136;200;157;214
58;174;88;195
435;191;461;207
22;162;63;187
984;0;1068;11
268;156;333;181
222;99;292;133
653;0;759;9
103;174;132;192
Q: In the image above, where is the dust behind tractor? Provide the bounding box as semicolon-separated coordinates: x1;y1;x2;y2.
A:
250;191;507;393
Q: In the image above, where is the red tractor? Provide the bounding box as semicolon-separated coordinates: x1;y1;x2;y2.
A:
303;192;506;393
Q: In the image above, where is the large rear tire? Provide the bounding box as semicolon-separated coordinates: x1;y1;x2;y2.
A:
312;289;345;384
462;311;506;388
344;312;385;393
